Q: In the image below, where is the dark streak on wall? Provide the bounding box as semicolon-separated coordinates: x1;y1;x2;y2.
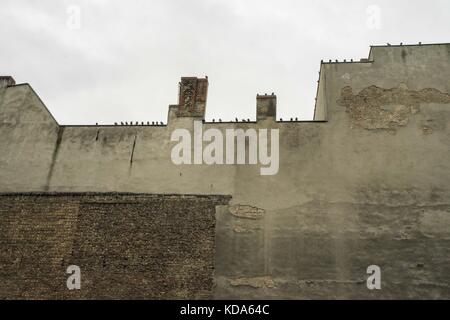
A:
44;127;65;191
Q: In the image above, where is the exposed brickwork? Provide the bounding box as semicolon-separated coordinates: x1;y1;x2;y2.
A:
0;193;230;299
176;77;208;118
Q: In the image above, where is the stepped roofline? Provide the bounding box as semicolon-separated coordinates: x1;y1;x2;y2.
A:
2;42;449;126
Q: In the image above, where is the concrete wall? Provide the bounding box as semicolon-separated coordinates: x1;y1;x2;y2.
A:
1;44;450;299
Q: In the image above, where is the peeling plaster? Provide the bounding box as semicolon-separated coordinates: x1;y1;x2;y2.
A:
229;276;276;289
229;205;265;219
337;84;450;130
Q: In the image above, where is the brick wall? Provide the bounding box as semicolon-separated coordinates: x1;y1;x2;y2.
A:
0;193;230;299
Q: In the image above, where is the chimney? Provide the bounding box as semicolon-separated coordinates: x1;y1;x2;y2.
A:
256;93;276;121
175;77;208;119
0;76;15;89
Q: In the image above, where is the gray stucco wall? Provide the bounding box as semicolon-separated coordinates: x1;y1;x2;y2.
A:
1;44;450;299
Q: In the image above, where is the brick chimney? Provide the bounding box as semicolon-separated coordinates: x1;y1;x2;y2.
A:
175;77;208;119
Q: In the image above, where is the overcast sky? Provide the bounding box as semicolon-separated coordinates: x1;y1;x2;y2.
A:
1;0;449;124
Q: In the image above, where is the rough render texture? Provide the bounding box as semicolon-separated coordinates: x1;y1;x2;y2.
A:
0;193;230;299
0;43;450;299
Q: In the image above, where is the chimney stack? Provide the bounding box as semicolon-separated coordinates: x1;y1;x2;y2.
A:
256;93;277;121
175;77;208;119
0;76;15;89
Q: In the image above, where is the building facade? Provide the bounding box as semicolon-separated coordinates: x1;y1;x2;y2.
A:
1;44;450;299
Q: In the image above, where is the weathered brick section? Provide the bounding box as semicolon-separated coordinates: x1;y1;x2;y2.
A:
0;193;230;299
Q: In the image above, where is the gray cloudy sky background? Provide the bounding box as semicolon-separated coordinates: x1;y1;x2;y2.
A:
1;0;449;124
